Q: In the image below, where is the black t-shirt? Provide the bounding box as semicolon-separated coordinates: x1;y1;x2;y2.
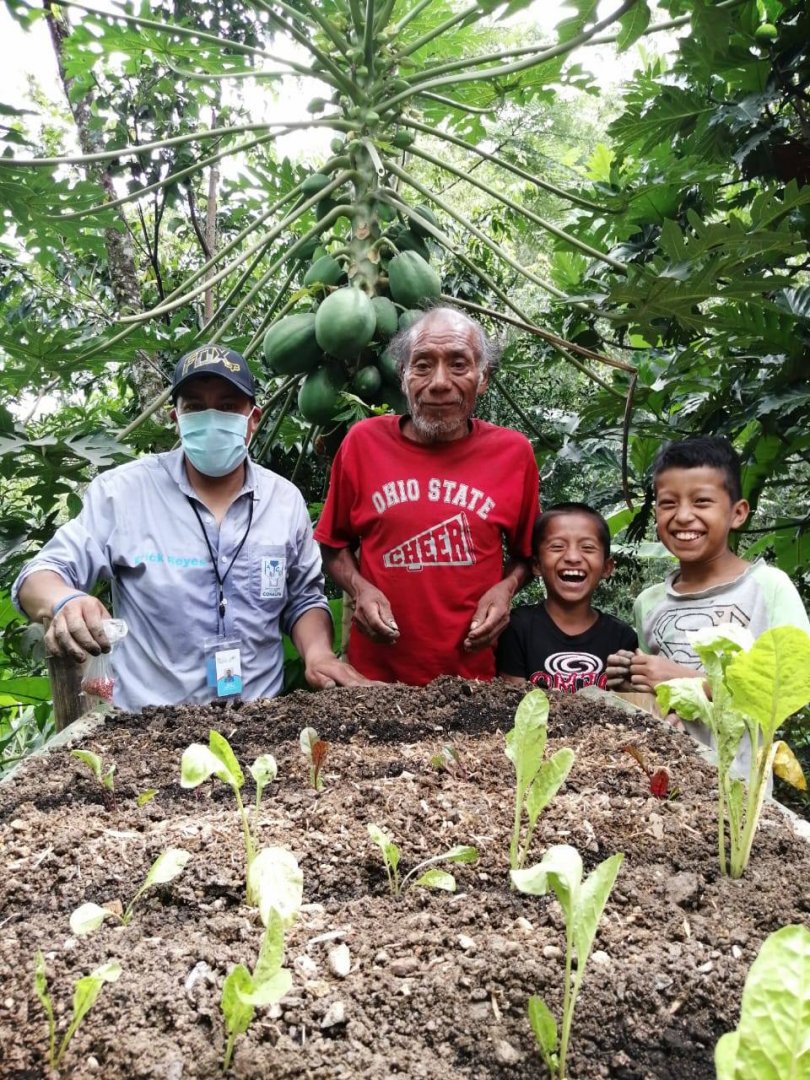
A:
496;603;638;692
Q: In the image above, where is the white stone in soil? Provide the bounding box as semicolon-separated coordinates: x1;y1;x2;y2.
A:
321;1000;347;1028
328;942;351;977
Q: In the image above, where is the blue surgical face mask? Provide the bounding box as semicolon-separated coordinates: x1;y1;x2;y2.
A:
178;409;250;477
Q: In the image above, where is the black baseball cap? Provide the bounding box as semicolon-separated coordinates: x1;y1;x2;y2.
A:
171;345;256;402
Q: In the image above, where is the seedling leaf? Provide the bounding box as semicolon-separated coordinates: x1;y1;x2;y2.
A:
249;754;278;803
180;743;231;788
726;626;810;741
528;995;558;1070
441;845;478;864
136;788;157;807
253;908;285;983
71;749;103;780
58;960;122;1065
208;730;244;789
248;847;303;928
714;924;810;1080
237;967;293;1007
511;844;582;926
222;964;254;1039
367;823;401;873
299;726;318;756
526;748;575;824
143;847;191;889
70;902;113;937
655;678;712;725
573;852;624;974
412;868;456;891
71;960;122;1028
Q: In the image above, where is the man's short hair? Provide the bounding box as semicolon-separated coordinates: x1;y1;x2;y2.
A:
653;436;743;503
532;503;612;559
387;306;502;379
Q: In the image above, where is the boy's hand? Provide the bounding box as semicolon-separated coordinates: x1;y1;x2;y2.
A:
628;652;698;690
605;649;634;691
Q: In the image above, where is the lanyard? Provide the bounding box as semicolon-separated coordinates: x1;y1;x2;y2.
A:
188;494;254;630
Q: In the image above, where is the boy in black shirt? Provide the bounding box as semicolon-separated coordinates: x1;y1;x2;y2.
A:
497;503;637;691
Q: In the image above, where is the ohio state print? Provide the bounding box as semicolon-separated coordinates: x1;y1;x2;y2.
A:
382;512;476;571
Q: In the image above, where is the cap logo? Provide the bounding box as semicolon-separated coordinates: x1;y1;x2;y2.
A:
180;345;239;376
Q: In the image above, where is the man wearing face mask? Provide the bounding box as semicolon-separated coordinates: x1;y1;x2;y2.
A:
14;344;365;711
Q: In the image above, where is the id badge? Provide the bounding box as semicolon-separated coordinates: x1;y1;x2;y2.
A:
204;636;243;698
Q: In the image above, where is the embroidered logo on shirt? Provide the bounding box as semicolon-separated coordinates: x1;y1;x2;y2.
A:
260;556;286;598
652;604;750;667
382;512;476;571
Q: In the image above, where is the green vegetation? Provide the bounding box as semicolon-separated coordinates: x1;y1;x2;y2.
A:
506;690;575;870
34;952;122;1070
657;625;810;878
180;731;277;900
715;924;810;1079
69;848;191;933
512;845;624;1080
367;823;477;896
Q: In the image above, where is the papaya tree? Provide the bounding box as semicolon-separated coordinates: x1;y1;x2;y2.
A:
1;0;661;489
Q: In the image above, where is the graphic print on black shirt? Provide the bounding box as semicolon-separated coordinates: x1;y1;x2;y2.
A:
497;603;638;692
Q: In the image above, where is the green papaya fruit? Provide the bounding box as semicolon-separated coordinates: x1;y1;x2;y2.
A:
263;313;322;376
315;287;377;359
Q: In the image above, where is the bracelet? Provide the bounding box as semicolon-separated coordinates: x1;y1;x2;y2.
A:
51;592;88;618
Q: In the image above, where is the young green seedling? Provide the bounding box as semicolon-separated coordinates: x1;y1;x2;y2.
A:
429;743;467;779
715;923;810;1079
70;848;191;934
221;907;293;1072
505;690;575;870
71;749;116;806
180;730;277;900
221;849;302;1072
34;951;121;1070
512;845;624;1080
367;823;477;897
656;624;810;878
300;726;328;790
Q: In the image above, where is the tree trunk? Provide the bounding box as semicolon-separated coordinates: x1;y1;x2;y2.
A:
44;1;166;411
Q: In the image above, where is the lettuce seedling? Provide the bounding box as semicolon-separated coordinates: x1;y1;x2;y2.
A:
221;850;301;1071
71;749;116;806
429;743;467;778
715;923;810;1079
34;951;121;1069
70;848;191;934
512;845;623;1080
247;846;304;929
505;690;575;870
655;625;810;878
367;823;477;896
180;730;277;900
300;726;328;790
221;907;293;1071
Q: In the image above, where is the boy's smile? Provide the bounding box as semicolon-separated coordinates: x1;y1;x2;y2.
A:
655;466;749;568
534;512;613;606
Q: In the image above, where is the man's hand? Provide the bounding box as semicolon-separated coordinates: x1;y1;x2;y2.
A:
464;580;512;652
352;581;400;644
304;652;372;690
605;649;635;691
45;594;112;663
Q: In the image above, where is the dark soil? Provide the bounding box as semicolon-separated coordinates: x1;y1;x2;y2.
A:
1;678;809;1080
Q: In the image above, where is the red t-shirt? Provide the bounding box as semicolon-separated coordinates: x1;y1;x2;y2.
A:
314;415;539;684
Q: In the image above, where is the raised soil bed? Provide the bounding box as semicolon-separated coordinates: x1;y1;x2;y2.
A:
1;678;809;1079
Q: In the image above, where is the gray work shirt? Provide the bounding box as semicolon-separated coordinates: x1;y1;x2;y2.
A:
12;449;330;712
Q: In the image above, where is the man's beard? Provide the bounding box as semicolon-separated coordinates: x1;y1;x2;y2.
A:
406;393;469;441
